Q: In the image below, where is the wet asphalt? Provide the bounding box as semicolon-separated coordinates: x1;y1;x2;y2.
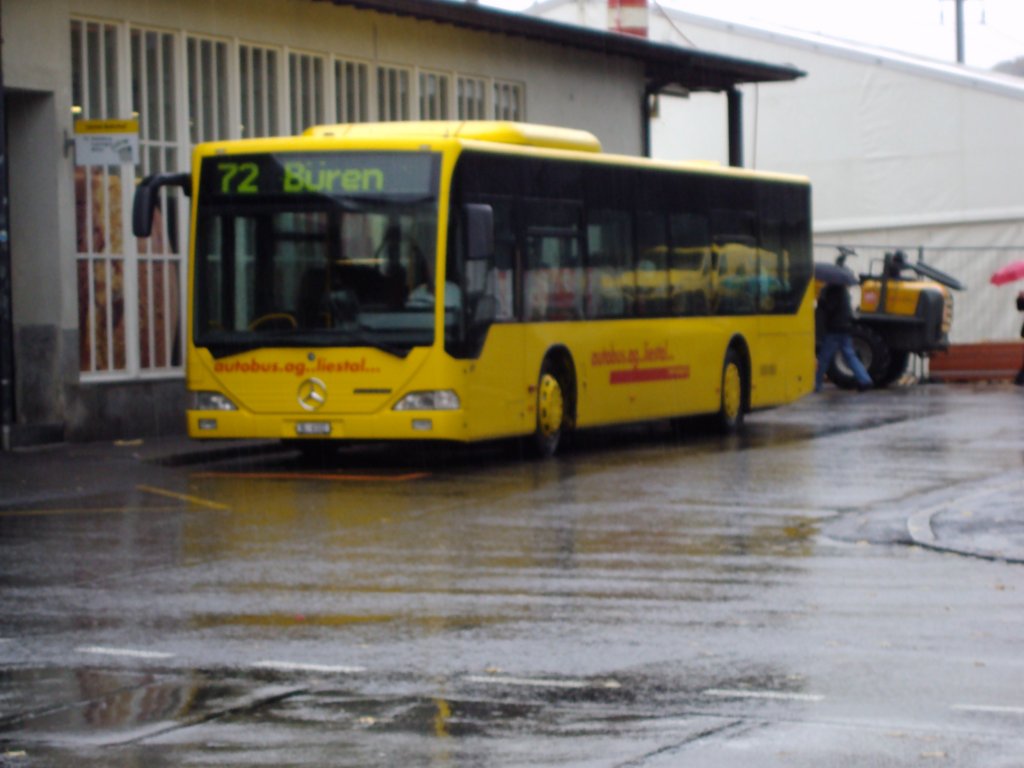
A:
0;381;1022;766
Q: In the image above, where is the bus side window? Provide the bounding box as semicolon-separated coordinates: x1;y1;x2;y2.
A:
524;200;583;322
636;211;670;316
757;218;784;312
585;209;631;318
715;236;758;315
669;213;711;316
524;237;549;320
489;199;517;321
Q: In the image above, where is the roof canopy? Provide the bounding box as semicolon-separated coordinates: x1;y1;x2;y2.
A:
313;0;804;92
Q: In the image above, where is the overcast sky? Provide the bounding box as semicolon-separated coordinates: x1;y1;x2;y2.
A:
482;0;1024;69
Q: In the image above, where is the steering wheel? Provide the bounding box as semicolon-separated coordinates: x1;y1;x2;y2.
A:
248;312;297;331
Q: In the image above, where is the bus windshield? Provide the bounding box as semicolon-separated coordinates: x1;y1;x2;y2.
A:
193;152;442;357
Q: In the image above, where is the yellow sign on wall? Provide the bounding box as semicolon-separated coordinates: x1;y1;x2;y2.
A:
74;119;140;165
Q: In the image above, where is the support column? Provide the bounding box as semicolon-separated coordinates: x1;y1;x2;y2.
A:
641;86;655;158
0;52;14;450
727;87;743;168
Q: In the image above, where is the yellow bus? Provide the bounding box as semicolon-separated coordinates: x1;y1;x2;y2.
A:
134;121;815;457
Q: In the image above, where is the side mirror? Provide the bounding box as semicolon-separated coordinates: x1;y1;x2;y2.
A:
463;203;493;262
132;172;191;238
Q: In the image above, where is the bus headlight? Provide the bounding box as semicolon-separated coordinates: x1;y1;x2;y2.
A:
393;390;460;411
189;390;239;411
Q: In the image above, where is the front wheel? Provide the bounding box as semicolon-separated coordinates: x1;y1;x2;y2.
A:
716;348;745;432
530;362;568;458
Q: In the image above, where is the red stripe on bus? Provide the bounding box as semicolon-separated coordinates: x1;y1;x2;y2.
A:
609;366;690;384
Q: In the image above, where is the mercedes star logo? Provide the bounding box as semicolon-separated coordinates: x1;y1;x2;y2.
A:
297;377;328;411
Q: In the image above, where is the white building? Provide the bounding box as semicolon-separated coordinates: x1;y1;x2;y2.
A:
0;0;800;446
534;0;1024;347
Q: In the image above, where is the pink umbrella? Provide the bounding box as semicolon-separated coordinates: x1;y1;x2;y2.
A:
990;260;1024;286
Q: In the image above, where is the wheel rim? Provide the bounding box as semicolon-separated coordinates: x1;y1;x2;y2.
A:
538;372;564;439
722;362;741;423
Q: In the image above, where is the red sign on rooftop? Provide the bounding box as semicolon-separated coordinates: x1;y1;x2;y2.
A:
608;0;648;38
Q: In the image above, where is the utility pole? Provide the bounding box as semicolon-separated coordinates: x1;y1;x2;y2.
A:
955;0;965;63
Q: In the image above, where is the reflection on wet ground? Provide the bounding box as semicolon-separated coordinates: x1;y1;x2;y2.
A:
3;662;823;766
1;667;232;743
2;385;1023;765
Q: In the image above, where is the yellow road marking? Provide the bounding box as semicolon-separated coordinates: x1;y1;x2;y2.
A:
136;484;231;510
0;486;228;518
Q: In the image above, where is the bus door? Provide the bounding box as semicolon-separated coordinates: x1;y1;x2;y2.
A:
458;199;530;440
522;200;589;416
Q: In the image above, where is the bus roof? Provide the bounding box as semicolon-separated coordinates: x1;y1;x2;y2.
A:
200;121;806;186
303;121;603;154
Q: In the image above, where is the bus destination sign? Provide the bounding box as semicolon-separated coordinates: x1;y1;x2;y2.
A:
201;152;438;199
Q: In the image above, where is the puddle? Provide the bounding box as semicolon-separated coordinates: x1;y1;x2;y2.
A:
0;667;257;746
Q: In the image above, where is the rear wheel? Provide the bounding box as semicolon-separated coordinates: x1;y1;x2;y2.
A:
717;348;745;432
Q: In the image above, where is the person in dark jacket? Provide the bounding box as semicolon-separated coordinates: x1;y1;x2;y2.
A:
815;283;873;392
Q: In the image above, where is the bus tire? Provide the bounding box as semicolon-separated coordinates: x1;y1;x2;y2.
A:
876;350;910;388
717;347;745;432
530;359;569;458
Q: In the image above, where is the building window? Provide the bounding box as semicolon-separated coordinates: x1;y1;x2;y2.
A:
289;51;325;133
131;27;184;372
419;71;450;120
69;17;531;382
457;76;486;119
335;59;369;123
71;20;128;376
239;44;280;137
187;36;230;144
494;80;524;120
377;65;410;121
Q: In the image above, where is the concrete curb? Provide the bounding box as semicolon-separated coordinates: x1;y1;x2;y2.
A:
906;487;1024;565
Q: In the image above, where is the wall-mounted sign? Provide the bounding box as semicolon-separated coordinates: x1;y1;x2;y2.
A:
74;119;140;166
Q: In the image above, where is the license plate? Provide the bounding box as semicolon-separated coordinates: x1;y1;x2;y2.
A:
296;421;331;436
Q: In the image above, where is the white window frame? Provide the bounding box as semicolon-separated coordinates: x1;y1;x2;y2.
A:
418;69;451;120
130;24;188;378
288;49;326;134
376;64;411;122
457;75;487;120
238;41;282;138
187;34;231;144
493;79;525;121
71;18;134;381
334;57;371;123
